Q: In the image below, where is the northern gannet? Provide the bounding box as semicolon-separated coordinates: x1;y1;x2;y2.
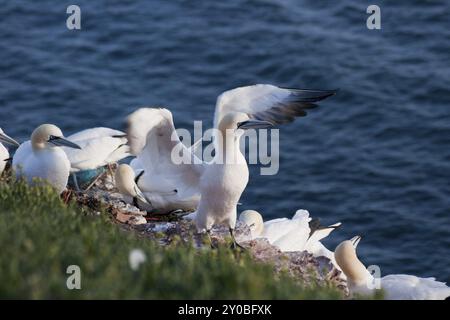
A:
63;127;130;190
118;108;203;214
0;128;20;175
123;84;336;247
63;127;130;172
239;209;341;266
13;124;81;194
335;236;450;299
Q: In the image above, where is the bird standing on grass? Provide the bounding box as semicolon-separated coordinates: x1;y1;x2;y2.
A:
12;124;81;194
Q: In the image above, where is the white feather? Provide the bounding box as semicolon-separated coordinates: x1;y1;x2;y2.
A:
126;108;203;213
125;84;335;226
63;127;130;172
13;141;71;194
381;275;450;300
214;84;336;128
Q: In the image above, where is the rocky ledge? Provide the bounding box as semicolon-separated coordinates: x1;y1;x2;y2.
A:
73;170;348;295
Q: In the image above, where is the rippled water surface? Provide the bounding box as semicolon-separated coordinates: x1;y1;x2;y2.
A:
1;1;449;282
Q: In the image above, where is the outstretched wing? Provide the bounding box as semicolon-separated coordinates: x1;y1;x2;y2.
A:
214;84;336;128
127;108;203;193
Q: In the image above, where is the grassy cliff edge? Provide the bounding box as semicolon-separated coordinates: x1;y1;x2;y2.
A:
0;179;344;299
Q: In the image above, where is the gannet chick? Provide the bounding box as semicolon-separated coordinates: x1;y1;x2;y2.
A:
239;209;341;265
335;236;450;299
0;128;20;175
13;124;81;194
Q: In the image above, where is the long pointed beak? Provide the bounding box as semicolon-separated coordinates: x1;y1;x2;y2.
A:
48;135;81;149
328;222;342;229
237;120;274;130
0;132;20;147
134;186;150;205
350;235;362;248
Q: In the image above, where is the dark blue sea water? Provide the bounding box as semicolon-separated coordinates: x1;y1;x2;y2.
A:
1;1;449;283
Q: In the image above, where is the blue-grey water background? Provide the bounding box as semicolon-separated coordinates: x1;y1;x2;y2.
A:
1;0;449;283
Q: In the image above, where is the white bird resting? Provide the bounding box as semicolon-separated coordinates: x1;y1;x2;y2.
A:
63;127;130;172
0;128;20;175
12;124;81;194
334;236;450;300
123;84;336;247
115;163;200;214
62;127;131;190
239;209;341;266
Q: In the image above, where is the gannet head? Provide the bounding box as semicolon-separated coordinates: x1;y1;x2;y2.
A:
334;236;368;283
0;128;20;147
31;124;81;151
115;164;150;205
239;210;264;237
219;112;273;136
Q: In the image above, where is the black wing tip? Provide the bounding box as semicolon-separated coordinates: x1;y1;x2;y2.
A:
326;88;339;96
308;218;322;237
307;220;341;240
134;170;145;184
327;88;340;97
284;87;339;102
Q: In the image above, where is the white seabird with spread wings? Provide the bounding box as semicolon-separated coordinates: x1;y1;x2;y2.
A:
335;236;450;299
118;84;336;246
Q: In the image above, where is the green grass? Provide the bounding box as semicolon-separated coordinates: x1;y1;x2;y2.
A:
0;179;343;299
